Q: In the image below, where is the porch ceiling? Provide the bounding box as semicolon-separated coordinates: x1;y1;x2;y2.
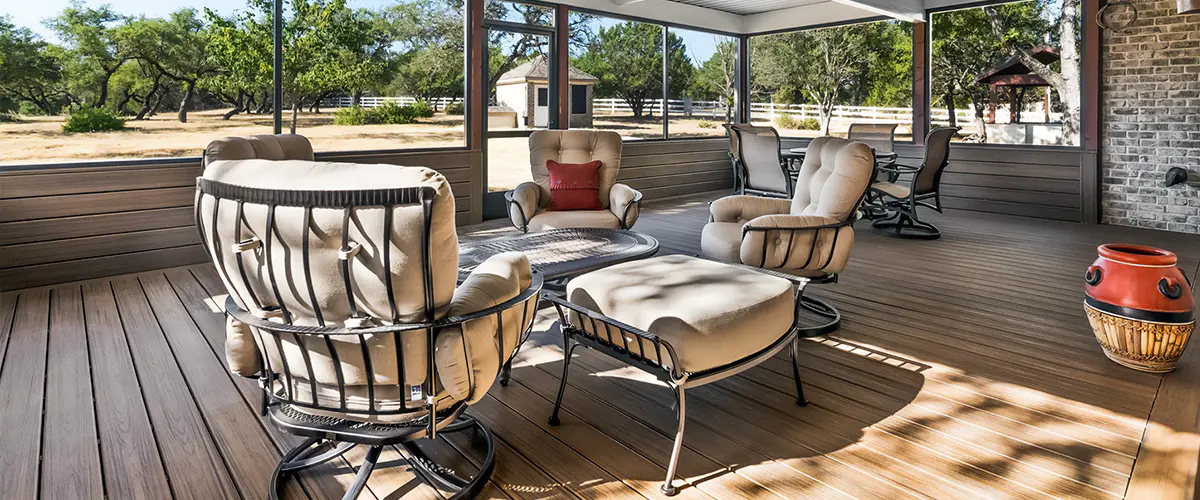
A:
554;0;945;34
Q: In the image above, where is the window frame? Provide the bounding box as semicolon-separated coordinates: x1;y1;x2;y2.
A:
745;16;919;146
923;0;1087;151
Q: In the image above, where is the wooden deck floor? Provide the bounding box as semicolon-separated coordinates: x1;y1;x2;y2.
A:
3;191;1200;499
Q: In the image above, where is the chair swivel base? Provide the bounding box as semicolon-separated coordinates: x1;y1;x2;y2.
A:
268;406;495;500
870;212;941;240
797;294;842;337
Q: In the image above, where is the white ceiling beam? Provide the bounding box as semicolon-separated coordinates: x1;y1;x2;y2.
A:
554;0;746;33
830;0;925;21
741;1;888;33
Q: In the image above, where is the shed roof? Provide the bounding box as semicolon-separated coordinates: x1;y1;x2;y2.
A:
974;45;1060;86
497;55;599;85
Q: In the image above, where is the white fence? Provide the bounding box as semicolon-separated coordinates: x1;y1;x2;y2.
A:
322;96;460;108
323;95;978;126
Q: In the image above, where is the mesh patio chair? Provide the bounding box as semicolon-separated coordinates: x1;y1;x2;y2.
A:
868;127;960;239
847;122;900;167
198;135;542;499
506;130;642;232
722;123;743;193
728;124;793;199
700;136;876;335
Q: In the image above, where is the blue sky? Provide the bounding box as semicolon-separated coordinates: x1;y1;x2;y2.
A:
4;0;726;66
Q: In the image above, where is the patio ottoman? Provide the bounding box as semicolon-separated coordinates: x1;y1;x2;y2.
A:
544;254;809;496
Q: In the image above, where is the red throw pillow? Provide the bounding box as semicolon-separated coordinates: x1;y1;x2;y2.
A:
546;160;603;211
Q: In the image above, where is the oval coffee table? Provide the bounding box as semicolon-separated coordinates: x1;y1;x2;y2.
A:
459;228;660;283
458;228;659;386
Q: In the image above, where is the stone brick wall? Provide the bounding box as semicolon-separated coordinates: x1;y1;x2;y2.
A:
1100;0;1200;232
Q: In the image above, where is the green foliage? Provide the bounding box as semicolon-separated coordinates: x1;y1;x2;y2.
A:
573;21;692;118
62;107;126;133
0;112;18;123
372;101;417;124
333;105;373;125
774;114;820;130
697;119;717;129
410;100;434;118
445;101;464;115
0;16;70;115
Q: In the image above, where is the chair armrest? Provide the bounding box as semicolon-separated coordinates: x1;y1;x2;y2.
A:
609;183;643;229
542;293;685;380
709;195;792;223
876;163;921;175
740;214;857;274
506;182;541;232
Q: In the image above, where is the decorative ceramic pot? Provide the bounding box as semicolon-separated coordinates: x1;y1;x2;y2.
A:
1084;244;1195;373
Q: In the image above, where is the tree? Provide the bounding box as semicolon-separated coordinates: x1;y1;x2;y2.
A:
931;8;995;136
0;17;69;114
203;6;273;118
118;9;219;122
752;25;873;134
47;3;128;109
985;0;1080;144
689;39;737;122
573;22;691;119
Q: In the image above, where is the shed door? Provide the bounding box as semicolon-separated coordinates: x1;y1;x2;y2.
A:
534;86;549;128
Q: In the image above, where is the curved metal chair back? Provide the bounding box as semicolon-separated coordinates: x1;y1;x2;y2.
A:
195;170;539;425
914;127;959;195
847;123;898;158
729;124;791;197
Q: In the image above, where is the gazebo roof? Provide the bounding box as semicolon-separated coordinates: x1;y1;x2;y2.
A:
974;45;1060;86
497;55;600;85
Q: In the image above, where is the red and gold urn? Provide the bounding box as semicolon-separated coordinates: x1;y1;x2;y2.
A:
1084;244;1195;373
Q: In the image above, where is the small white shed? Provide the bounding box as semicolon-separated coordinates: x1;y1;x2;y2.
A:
494;55;599;129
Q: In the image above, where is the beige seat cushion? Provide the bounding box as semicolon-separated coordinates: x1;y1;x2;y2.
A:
699;222;743;262
791;136;874;219
204;134;314;165
527;210;621;232
567;255;795;374
872;181;911;199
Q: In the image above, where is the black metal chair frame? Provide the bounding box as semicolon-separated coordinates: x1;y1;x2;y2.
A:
196;179;543;500
504;189;643;233
543;260;820;496
866;127;960;240
730;125;794;199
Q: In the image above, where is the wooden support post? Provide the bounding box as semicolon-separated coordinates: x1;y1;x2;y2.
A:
736;35;751;124
556;6;570;130
912;21;928;145
1080;0;1102;224
468;0;485;150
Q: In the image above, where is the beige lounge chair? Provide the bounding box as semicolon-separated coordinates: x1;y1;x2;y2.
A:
197;134;542;499
506;130;642;232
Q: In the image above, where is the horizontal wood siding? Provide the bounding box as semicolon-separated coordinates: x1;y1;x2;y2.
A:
0;149;482;290
782;138;1084;222
619;138;733;200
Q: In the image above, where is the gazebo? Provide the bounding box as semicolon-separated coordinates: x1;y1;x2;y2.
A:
975;45;1060;125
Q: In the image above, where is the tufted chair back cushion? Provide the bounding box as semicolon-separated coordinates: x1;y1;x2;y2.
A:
790;136;874;221
529;130;622;209
203;134;315;166
198;160;459;327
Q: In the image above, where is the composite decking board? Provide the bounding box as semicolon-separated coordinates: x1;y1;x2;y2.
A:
508;345;912;500
0;288;49;499
0;165;201;199
0;292;19;376
0;244;210;291
40;285;105;500
138;272;306;500
11;191;1200;498
0;186;197;223
0;206;196;246
532;340;997;499
109;276;242;499
0;226;201;269
81;280;174;499
485;371;723;500
174;266;416;500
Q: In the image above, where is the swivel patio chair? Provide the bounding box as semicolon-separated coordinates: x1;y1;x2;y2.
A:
868;126;960;239
847;122;899;167
197;135;542;499
728;124;793;198
506;130;642;232
700;136;875;335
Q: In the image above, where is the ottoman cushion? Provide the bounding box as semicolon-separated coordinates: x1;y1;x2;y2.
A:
566;254;796;374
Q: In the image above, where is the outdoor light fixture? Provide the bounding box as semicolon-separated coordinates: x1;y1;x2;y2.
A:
1180;0;1199;14
1165;167;1200;187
